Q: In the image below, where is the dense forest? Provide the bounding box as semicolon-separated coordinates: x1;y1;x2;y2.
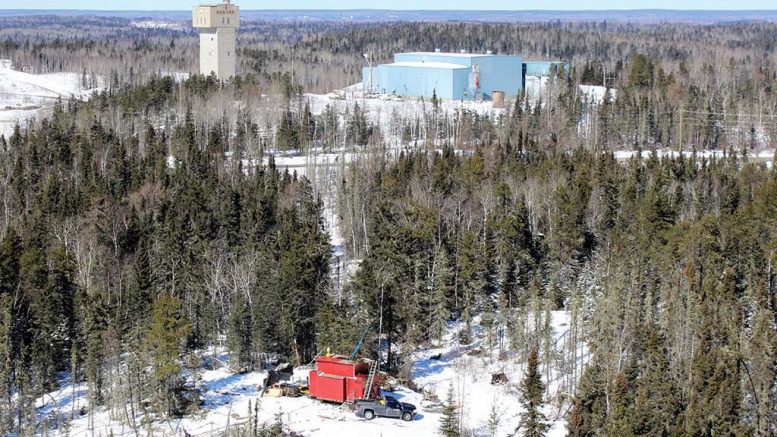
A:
0;81;337;432
1;14;777;437
338;140;777;436
6;17;777;149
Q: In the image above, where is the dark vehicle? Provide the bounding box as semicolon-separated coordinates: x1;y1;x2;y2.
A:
354;395;417;421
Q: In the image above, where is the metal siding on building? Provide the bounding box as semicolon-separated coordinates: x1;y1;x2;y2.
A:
523;61;568;76
472;55;523;99
366;64;465;99
451;69;469;100
363;53;570;101
388;65;453;99
390;53;523;99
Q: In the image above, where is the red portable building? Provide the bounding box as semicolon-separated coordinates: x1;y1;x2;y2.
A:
308;355;380;403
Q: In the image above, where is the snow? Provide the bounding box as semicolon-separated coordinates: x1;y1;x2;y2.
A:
165;72;192;83
0;59;103;138
412;311;579;436
304;89;502;150
35;310;582;436
130;20;185;30
579;85;616;104
30;78;598;437
613;148;775;164
37;353;434;436
389;61;470;70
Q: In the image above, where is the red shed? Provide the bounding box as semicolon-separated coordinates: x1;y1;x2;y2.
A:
308;355;380;403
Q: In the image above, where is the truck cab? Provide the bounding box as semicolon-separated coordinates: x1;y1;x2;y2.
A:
354;395;416;421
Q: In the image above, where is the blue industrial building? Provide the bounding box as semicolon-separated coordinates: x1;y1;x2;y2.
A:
522;61;569;86
523;61;568;77
362;51;567;101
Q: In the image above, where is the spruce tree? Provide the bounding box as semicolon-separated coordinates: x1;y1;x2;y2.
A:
518;347;549;437
429;246;452;344
631;324;682;435
439;384;460;437
0;294;12;434
146;293;192;416
227;293;254;372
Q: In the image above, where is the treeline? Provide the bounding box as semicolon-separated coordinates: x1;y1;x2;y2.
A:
0;15;377;93
335;142;777;434
4;16;777;119
4;16;777;148
0;79;342;434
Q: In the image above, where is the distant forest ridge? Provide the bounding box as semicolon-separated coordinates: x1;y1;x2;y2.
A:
1;9;777;23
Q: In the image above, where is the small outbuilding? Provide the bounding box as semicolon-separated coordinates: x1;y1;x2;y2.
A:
308;355;381;403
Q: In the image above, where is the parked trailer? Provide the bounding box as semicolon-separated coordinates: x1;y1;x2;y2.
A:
308;355;381;403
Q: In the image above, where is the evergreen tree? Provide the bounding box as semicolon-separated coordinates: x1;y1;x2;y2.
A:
518;347;549;437
227;293;254;371
456;231;484;344
429;246;453;343
146;293;192;416
439;384;460;437
750;308;776;437
0;294;13;434
631;324;683;435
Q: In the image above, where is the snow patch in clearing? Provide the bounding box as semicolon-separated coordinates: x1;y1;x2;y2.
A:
0;59;103;137
130;20;185;31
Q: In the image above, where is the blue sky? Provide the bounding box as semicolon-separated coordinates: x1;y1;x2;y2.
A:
2;0;776;10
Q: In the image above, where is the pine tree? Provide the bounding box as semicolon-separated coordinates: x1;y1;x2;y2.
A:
456;231;484;344
227;292;254;372
277;108;299;151
518;347;549;437
0;294;13;434
631;324;682;435
146;293;192;416
429;246;452;343
487;398;502;437
749;308;776;437
439;384;460;437
603;372;636;436
82;290;106;407
44;245;77;374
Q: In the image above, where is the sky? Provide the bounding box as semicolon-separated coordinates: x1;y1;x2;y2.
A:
1;0;776;11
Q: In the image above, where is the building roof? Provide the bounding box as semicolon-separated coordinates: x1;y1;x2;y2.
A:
399;51;493;58
387;61;470;69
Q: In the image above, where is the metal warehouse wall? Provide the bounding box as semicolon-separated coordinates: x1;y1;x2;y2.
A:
393;53;523;99
361;52;551;100
363;64;469;100
523;61;569;76
476;56;523;99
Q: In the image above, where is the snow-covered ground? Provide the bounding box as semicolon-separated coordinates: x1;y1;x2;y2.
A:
613;148;775;161
37;311;579;436
579;84;616;104
29;77;602;436
130;20;185;31
0;59;102;137
412;312;578;437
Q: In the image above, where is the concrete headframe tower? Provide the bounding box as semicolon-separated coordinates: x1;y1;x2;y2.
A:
192;0;239;79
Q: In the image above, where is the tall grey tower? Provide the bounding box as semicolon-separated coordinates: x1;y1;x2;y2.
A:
192;0;239;79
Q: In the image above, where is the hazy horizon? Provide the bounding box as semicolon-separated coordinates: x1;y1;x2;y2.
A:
2;7;777;11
